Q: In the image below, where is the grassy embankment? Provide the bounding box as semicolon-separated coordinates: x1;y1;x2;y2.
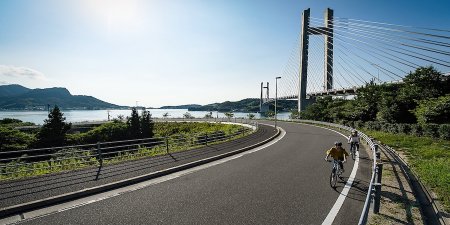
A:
0;122;251;181
364;130;450;212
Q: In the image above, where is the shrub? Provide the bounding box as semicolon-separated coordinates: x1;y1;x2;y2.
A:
346;121;355;129
410;124;423;136
387;123;399;133
422;124;439;138
380;122;391;133
438;124;450;140
365;121;381;131
397;123;412;134
354;121;364;129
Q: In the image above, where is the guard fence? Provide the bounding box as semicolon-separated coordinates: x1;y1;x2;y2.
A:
0;119;258;181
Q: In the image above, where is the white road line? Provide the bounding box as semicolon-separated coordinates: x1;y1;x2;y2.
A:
295;123;360;225
2;128;286;225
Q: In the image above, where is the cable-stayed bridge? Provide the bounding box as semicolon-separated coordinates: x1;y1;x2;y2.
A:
260;8;450;112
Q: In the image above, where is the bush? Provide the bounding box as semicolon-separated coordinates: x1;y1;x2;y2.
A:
415;94;450;125
422;124;439;138
354;121;364;129
346;121;355;129
410;124;423;136
396;123;412;134
380;123;390;133
438;124;450;140
365;121;381;131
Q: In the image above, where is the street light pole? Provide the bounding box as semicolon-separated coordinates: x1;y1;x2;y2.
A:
275;76;281;129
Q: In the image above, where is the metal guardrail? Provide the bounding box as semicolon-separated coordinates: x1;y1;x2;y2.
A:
288;119;381;225
0;119;258;181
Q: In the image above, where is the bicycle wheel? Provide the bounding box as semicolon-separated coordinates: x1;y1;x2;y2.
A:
351;144;356;160
330;168;337;188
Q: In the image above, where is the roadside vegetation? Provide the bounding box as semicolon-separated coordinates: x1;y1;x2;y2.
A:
296;66;450;212
364;130;450;211
0;107;251;181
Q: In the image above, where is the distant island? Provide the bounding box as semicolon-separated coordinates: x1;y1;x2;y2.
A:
1;84;297;112
0;84;124;110
158;98;297;113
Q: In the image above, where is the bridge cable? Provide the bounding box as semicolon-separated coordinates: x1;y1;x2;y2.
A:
312;18;450;67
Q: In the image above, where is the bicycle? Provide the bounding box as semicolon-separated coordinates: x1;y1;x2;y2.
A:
328;159;344;188
349;142;359;160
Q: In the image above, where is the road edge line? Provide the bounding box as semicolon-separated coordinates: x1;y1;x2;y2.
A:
0;125;281;220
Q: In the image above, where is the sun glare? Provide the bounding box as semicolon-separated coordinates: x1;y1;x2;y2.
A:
83;0;143;33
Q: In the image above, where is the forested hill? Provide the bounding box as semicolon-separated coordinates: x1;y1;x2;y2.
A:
0;84;122;110
187;98;297;112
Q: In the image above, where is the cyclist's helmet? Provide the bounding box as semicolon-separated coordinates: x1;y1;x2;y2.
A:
352;130;357;134
334;141;342;146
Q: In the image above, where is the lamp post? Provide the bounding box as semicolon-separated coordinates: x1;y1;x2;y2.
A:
275;76;281;129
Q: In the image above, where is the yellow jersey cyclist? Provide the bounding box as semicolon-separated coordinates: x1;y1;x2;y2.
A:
325;142;349;174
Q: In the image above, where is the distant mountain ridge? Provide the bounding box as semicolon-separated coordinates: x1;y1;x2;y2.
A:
0;84;122;110
160;98;297;113
159;104;202;109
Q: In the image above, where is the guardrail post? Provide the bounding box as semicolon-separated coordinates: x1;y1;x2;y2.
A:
373;183;382;214
374;144;380;159
376;163;383;184
165;136;169;154
242;126;245;137
97;142;103;166
205;134;208;145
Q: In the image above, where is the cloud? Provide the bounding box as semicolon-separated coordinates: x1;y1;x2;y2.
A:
0;65;46;80
0;81;8;85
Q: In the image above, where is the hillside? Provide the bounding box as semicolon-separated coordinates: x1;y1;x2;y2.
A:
159;104;202;109
187;98;297;112
0;84;122;110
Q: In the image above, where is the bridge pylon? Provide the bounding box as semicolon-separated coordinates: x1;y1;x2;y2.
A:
259;82;270;113
298;8;334;112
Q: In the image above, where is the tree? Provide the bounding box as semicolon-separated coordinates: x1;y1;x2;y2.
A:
127;108;141;138
354;81;382;121
415;94;450;125
401;66;445;100
265;111;275;119
224;112;234;121
140;110;154;138
301;96;333;121
0;126;35;153
204;112;213;119
247;113;255;120
183;112;194;119
36;106;71;147
289;110;300;119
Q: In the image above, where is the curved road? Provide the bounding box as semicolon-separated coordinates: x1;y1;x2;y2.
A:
15;121;371;225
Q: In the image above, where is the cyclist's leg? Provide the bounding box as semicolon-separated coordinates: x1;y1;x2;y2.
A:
356;142;359;151
339;160;344;173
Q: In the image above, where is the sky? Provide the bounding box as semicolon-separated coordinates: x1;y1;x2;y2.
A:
0;0;449;107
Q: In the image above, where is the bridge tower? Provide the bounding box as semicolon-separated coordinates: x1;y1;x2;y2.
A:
298;8;334;112
259;82;270;113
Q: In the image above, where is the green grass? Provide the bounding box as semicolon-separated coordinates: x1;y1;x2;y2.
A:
0;123;253;181
364;130;450;212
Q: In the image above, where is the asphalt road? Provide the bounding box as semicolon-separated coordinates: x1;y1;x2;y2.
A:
15;121;371;225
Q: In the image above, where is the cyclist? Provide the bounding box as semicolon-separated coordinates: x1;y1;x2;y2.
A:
325;142;349;174
348;130;361;156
